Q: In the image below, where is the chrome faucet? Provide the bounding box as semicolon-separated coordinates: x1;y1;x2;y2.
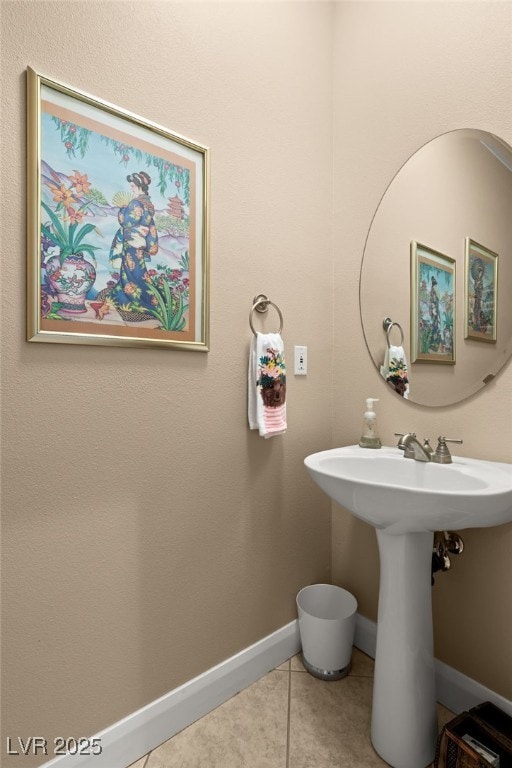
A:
432;436;464;464
395;433;463;464
394;433;432;462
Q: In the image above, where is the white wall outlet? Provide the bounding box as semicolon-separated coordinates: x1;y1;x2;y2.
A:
294;345;307;375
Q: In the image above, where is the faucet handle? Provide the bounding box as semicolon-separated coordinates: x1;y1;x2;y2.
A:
422;438;434;458
433;436;463;464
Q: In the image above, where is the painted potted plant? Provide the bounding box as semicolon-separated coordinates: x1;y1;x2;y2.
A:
41;175;100;315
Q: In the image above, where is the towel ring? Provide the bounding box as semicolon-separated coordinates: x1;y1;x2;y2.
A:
249;294;284;336
383;317;404;347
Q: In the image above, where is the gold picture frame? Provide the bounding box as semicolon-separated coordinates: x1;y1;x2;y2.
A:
27;67;210;350
464;238;498;343
410;241;456;364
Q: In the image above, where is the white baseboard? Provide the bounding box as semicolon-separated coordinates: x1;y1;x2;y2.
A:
41;620;301;768
354;613;512;718
353;612;378;660
40;613;511;768
435;659;512;718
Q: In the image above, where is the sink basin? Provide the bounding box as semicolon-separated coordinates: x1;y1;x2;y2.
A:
305;444;512;534
304;444;512;768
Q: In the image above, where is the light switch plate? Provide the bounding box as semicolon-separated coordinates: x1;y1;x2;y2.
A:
294;346;307;375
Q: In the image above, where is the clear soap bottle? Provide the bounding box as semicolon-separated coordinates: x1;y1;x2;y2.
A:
358;398;382;449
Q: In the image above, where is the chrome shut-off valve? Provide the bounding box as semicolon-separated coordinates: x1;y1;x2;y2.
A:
431;531;464;585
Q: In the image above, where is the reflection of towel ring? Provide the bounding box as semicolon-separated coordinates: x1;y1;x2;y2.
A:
250;294;284;336
383;317;404;347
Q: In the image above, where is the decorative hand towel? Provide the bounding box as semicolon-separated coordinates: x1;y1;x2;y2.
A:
248;332;287;438
380;345;410;399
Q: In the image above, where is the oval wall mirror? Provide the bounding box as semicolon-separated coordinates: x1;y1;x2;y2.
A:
360;128;512;407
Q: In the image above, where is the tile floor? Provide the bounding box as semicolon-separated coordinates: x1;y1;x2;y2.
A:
129;648;454;768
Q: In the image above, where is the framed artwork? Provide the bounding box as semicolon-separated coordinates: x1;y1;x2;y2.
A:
464;238;498;343
410;241;456;364
27;67;209;351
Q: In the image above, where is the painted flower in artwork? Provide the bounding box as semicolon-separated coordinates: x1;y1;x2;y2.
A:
64;207;84;225
69;170;92;196
48;183;75;207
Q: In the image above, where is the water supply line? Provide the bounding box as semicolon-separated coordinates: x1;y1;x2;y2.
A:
431;531;464;585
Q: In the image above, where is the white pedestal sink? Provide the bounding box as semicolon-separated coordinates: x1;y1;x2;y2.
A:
304;445;512;768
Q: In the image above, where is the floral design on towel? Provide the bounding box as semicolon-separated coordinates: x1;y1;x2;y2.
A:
386;357;409;397
257;347;286;407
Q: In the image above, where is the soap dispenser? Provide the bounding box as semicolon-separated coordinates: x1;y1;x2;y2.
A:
359;398;382;449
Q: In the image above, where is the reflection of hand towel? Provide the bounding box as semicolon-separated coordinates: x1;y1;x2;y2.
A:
380;345;410;399
248;332;287;438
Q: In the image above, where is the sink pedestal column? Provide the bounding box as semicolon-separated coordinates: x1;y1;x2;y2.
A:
371;529;438;768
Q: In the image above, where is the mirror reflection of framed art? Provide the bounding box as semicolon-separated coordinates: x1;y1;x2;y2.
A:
410;241;455;365
465;238;498;344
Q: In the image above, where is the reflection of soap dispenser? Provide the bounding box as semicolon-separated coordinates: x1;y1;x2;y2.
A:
359;398;382;449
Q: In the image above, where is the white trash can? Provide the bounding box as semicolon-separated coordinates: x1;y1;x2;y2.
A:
296;584;357;681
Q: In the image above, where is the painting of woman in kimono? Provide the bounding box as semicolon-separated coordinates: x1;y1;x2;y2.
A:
108;171;159;321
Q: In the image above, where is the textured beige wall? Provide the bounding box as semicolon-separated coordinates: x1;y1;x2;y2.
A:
0;3;333;764
3;2;512;762
332;1;512;699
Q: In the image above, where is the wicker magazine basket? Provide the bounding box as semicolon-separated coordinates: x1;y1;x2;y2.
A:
435;703;512;768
